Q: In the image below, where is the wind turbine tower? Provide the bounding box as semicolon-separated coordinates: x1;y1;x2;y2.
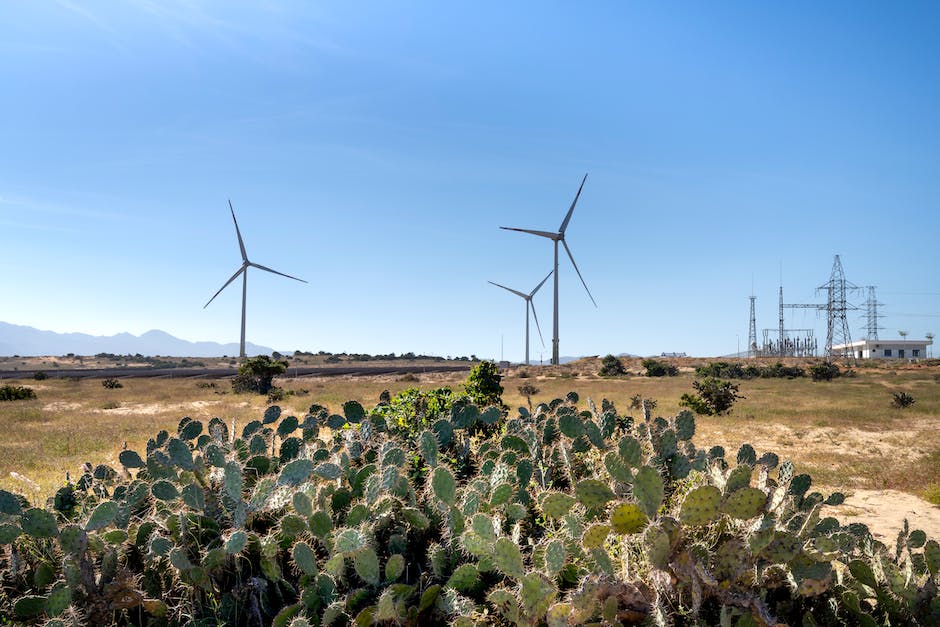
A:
205;201;307;359
500;174;597;365
489;270;553;365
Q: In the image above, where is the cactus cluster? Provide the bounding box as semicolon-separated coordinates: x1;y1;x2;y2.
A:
0;392;937;625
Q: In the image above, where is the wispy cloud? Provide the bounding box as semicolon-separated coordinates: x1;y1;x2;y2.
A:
53;0;130;53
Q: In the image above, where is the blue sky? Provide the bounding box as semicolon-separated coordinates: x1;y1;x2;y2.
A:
1;1;938;359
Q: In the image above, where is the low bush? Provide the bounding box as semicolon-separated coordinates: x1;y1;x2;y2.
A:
32;371;48;381
680;377;744;415
598;354;627;376
696;361;804;379
642;358;678;377
101;378;123;389
0;385;36;401
891;391;916;409
810;361;842;381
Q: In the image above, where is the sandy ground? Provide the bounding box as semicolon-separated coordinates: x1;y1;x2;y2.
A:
98;400;223;415
826;490;940;543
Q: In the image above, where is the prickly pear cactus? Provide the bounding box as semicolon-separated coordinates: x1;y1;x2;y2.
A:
0;389;935;626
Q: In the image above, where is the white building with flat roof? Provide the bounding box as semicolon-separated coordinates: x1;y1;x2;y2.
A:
833;338;932;360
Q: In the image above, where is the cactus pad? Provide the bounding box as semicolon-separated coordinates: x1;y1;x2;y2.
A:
118;449;145;469
604;452;633;484
334;528;368;554
618;436;643;467
431;466;457;505
384;553;405;581
151;480;179;502
724;465;752;494
490;482;514;507
493;537;524;580
722;487;767;520
225;530;247;554
558;413;584;438
544;539;566;575
575;479;615;509
712;538;750;583
679;485;721;526
419;430;439;468
447;563;480;592
610;502;648;534
353;547;380;585
633;466;664;518
85;500;118;531
520;572;556;619
292;541;318;575
582;523;611;549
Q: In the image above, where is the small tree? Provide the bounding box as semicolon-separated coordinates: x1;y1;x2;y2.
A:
33;371;48;381
232;355;287;395
680;377;744;415
465;360;504;407
518;383;539;412
598;355;627;377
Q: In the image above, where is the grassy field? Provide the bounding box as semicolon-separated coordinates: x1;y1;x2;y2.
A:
1;357;938;507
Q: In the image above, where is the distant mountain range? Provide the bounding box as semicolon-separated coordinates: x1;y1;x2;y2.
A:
0;322;273;357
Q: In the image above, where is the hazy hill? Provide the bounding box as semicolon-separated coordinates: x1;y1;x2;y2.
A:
0;322;273;357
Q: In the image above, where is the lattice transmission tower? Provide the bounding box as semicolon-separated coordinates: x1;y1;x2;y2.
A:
748;295;758;357
817;254;858;359
862;285;884;340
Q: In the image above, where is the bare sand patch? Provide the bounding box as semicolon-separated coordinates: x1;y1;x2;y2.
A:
825;489;940;543
43;401;83;411
98;400;222;416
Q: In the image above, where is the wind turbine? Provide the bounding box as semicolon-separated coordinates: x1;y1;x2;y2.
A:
500;174;596;365
204;200;307;359
489;270;553;365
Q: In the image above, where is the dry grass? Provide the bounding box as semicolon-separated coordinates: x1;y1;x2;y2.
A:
1;359;938;503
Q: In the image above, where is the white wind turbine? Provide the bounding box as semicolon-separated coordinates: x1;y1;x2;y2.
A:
204;200;307;359
500;174;596;365
489;270;553;365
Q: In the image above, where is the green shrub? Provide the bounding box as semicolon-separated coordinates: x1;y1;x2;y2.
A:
101;378;123;389
32;371;48;381
642;358;678;377
697;361;804;379
810;361;841;381
231;355;287;394
680;377;744;415
598;354;626;376
464;360;503;407
0;385;36;401
891;391;916;409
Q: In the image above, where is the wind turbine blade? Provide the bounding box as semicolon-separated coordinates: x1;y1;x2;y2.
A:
499;226;558;240
249;262;308;283
229;199;248;262
488;281;528;299
530;298;546;348
562;239;597;307
559;173;588;234
204;266;246;308
529;269;554;298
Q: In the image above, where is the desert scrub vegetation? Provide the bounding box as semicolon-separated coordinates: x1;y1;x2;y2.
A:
0;388;938;624
598;354;627;377
232;355;288;395
680;377;745;415
642;358;678;377
892;391;916;409
101;378;123;389
0;384;37;401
